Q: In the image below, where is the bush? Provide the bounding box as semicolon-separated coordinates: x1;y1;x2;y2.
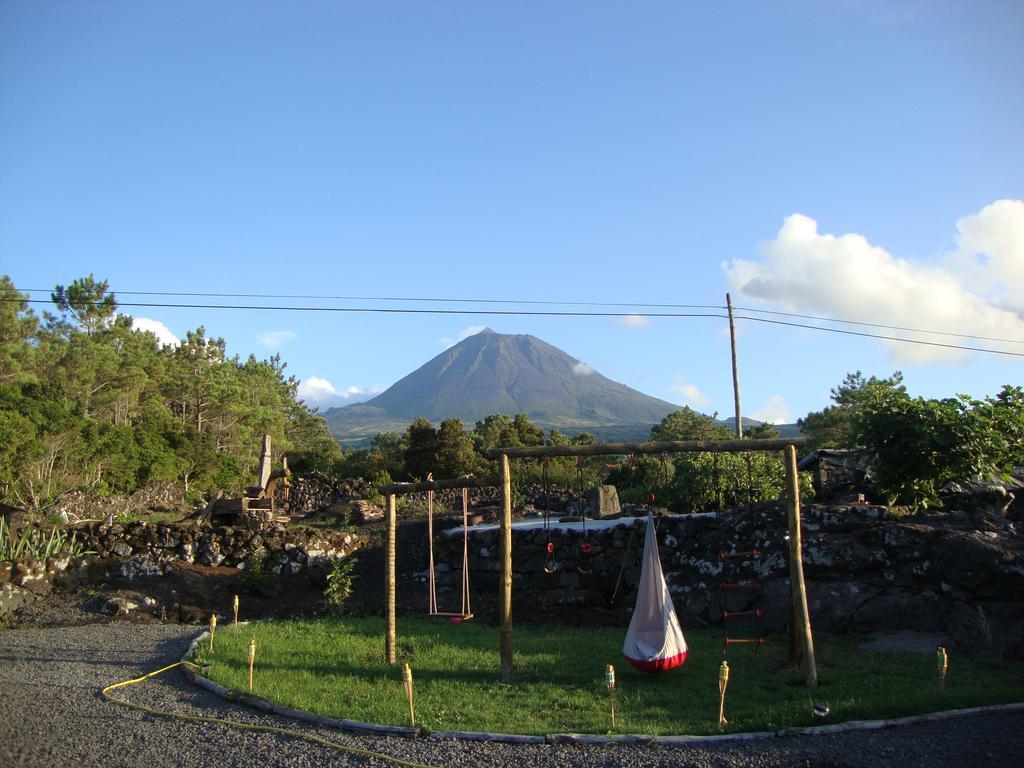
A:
324;555;358;614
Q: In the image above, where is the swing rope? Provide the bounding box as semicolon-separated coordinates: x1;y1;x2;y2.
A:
427;487;473;621
576;456;592;574
542;458;558;573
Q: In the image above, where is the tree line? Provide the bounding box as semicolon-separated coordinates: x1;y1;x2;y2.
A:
4;274;1018;515
0;275;341;510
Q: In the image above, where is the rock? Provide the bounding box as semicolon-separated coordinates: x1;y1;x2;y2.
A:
175;604;209;623
0;582;36;618
351;500;383;524
111;541;133;558
104;597;139;617
852;589;945;632
587;485;621;519
119;556;164;581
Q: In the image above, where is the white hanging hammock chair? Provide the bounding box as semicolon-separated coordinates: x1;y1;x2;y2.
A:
623;512;688;673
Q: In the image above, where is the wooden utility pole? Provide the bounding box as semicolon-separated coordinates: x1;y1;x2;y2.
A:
726;293;742;438
385;492;397;665
784;445;817;688
499;453;514;683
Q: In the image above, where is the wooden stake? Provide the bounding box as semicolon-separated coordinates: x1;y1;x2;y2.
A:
247;638;256;691
233;595;239;627
784;445;818;688
402;663;416;726
606;664;617;729
385;493;397;665
937;646;949;693
718;660;730;726
208;614;217;652
726;292;743;438
499;453;513;683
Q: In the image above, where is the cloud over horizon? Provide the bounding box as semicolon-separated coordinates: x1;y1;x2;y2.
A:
723;200;1024;364
439;325;490;349
614;314;650;328
670;375;709;406
131;317;179;347
751;394;791;424
297;377;380;410
256;330;298;348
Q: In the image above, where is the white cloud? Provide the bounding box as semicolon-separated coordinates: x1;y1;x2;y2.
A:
614;314;650;328
439;325;490;349
670;375;709;406
723;202;1024;364
297;377;379;410
256;330;297;348
573;361;596;376
751;394;791;424
131;317;179;347
949;199;1024;314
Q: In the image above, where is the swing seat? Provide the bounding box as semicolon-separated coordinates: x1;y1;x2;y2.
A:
623;513;688;674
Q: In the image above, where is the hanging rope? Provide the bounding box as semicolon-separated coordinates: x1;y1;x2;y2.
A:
427;487;473;621
427;490;437;616
542;458;558;573
459;487;472;620
577;456;592;574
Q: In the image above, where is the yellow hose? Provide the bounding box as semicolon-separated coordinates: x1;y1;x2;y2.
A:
101;661;435;768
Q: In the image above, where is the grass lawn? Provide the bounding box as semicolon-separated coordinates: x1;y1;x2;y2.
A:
194;616;1024;736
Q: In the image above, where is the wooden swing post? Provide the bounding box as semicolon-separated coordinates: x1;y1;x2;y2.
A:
785;444;817;688
500;453;514;683
385;492;397;665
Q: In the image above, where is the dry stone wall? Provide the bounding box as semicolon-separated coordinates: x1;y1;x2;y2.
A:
434;501;1024;657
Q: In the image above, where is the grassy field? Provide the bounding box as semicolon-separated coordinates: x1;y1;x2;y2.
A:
194;616;1024;736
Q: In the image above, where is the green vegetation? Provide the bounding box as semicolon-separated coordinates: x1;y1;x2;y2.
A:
800;372;1024;508
238;549;276;592
0;517;92;561
0;275;341;510
323;555;359;614
604;408;810;512
196;616;1024;736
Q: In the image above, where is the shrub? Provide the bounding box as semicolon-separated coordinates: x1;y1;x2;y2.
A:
324;555;358;614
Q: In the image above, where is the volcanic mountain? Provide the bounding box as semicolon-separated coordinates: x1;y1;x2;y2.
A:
324;328;682;444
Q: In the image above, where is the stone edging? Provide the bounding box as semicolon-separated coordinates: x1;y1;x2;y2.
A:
180;629;1024;746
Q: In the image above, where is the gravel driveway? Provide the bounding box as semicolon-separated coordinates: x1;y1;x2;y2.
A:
0;623;1020;768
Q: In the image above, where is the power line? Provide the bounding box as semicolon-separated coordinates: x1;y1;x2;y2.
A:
16;285;1024;346
733;305;1024;346
11;297;1024;358
13;287;722;311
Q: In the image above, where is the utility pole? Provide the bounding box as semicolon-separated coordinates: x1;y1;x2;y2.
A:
726;293;743;438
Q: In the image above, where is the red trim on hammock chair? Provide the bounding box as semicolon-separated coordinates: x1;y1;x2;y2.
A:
624;650;688;673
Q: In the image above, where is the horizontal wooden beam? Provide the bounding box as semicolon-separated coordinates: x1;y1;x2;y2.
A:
379;475;500;495
484;437;807;460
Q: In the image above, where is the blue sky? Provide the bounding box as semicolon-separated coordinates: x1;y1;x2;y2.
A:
2;1;1021;424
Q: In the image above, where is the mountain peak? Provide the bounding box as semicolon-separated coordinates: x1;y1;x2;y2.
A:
477;327;497;335
327;330;681;435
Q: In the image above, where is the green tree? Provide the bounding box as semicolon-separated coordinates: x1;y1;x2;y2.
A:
651;408;732;441
748;422;780;439
0;277;38;384
798;371;905;449
48;274;118;337
404;417;438;480
435;418;478;478
852;383;1024;509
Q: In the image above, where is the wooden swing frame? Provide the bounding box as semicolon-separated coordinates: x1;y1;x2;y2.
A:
379;436;816;689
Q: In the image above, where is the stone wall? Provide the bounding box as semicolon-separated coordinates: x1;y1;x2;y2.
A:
434;501;1024;656
76;520;360;576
